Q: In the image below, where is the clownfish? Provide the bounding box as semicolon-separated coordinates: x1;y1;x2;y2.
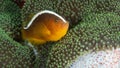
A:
21;10;69;45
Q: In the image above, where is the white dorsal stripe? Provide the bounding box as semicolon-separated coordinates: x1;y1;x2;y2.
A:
24;10;67;29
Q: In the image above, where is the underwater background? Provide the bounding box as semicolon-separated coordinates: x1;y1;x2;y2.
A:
0;0;120;68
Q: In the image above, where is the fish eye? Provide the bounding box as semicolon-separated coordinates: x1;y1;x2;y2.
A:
55;18;61;23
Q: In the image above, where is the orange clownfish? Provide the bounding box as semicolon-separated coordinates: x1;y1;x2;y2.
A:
21;10;69;45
